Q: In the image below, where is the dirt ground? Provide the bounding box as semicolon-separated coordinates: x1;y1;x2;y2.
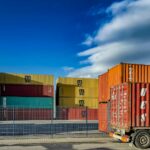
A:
0;137;146;150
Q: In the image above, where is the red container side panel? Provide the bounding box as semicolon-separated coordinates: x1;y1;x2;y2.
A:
98;103;109;133
110;83;150;132
56;107;98;120
0;84;54;97
0;109;53;120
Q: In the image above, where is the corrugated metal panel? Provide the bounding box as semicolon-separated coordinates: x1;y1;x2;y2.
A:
108;64;122;91
109;63;150;86
57;77;98;88
59;97;98;109
0;108;53;120
0;84;54;97
56;107;98;120
68;108;98;120
98;103;108;132
58;85;98;98
0;73;54;85
98;72;109;102
0;97;53;109
106;63;150;101
68;107;88;120
110;83;150;132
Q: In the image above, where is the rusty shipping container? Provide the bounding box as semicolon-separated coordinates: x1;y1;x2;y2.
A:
98;103;110;133
110;82;150;132
98;72;109;102
0;84;54;97
0;73;54;85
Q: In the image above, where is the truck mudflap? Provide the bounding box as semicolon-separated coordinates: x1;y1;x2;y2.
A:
109;132;130;143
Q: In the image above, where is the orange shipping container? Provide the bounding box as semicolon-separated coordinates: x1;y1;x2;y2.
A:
108;63;150;88
98;72;109;102
98;102;110;133
99;63;150;102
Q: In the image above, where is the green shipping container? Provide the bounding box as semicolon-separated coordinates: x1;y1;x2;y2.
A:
0;97;53;109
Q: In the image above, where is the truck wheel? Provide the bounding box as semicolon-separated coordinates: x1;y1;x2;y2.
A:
134;131;150;149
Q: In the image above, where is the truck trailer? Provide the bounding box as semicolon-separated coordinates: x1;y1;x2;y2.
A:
110;83;150;149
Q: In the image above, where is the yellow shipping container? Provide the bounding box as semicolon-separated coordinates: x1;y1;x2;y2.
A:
58;85;98;98
57;77;98;88
59;97;98;109
0;73;54;85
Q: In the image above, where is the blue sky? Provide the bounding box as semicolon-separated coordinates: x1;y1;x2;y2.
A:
0;0;150;79
0;0;120;78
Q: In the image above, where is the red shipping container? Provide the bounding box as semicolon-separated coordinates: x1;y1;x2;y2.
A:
57;107;98;120
0;84;54;97
1;108;53;120
68;108;87;120
87;109;98;120
98;72;109;102
111;83;150;132
98;103;110;133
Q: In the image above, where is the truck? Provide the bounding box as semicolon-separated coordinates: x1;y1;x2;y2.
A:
109;82;150;149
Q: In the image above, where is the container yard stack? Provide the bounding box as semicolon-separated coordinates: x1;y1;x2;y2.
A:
56;77;98;120
0;73;54;120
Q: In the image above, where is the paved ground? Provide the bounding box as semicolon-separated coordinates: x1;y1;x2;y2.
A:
0;137;147;150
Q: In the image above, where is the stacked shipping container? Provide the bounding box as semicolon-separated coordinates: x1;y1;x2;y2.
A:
56;77;98;120
0;73;54;120
98;63;150;133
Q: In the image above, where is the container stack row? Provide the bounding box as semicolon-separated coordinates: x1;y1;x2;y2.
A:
56;77;98;120
98;63;150;133
0;73;54;120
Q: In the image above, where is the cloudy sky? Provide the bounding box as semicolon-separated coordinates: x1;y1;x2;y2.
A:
0;0;150;78
68;0;150;77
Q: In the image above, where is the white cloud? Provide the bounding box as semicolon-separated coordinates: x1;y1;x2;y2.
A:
82;35;93;46
62;66;74;72
68;0;150;77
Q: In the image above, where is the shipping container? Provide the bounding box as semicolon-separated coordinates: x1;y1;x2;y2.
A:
0;97;53;109
98;72;109;102
56;107;98;120
110;82;150;148
0;108;53;120
58;85;98;98
0;73;54;85
57;77;98;88
100;63;150;102
98;102;110;133
68;107;88;120
67;108;97;120
110;82;150;131
0;84;54;97
108;63;150;89
59;97;98;109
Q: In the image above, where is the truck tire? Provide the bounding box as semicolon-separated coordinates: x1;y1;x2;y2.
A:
134;131;150;149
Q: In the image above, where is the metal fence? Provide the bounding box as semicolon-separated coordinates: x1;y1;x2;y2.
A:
0;106;99;138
